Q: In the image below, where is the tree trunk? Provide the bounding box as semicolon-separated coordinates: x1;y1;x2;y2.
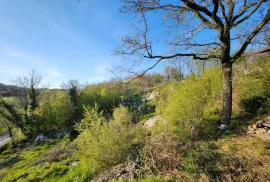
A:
221;61;232;125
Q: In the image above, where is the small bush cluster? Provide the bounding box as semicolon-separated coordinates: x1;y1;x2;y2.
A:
160;68;222;141
75;105;145;174
34;90;73;132
236;58;270;114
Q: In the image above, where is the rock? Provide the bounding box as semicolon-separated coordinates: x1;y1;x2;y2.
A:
252;124;258;129
256;120;264;125
34;134;46;142
256;128;267;134
218;124;229;131
247;129;256;134
258;132;270;140
146;91;159;101
254;128;270;140
91;162;138;182
262;122;270;128
67;160;79;166
144;116;162;128
248;126;255;131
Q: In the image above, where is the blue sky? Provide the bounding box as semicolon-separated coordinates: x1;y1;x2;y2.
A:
0;0;267;88
0;0;156;88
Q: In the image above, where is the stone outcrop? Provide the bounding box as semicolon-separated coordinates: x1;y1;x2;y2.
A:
143;116;167;128
91;161;138;182
247;116;270;140
146;91;159;101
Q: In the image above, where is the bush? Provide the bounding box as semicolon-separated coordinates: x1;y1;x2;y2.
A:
141;129;181;174
78;83;121;115
240;95;270;114
34;90;73;132
75;103;106;132
75;105;145;175
161;68;222;141
236;57;270;114
121;92;156;123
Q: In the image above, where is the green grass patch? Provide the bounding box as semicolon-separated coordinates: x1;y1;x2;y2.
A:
0;138;88;182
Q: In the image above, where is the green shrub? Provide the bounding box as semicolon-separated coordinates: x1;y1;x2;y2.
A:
239;95;270;114
113;106;132;125
34;90;73;131
161;68;222;141
75;105;145;174
78;84;121;115
236;57;270;114
75;103;106;132
181;142;224;175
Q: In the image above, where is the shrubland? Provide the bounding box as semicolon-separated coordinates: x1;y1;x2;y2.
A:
75;105;145;175
0;55;269;182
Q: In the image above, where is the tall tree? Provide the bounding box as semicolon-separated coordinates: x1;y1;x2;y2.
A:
14;70;43;126
62;80;82;122
115;0;270;126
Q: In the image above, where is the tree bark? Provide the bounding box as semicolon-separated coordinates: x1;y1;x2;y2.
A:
221;61;232;125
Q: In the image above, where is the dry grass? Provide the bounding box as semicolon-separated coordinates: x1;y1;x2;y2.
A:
216;136;270;182
141;132;181;175
140;132;270;182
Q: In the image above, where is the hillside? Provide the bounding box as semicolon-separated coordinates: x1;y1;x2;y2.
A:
0;83;26;98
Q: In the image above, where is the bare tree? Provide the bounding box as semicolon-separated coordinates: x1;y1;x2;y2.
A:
115;0;270;126
14;70;43;119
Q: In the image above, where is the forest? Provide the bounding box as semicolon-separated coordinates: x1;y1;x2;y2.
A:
0;0;270;182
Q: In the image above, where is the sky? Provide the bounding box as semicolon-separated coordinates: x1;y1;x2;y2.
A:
0;0;267;88
0;0;163;88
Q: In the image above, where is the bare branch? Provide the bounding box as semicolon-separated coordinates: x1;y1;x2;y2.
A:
181;0;224;28
122;58;163;84
227;0;235;22
232;7;270;61
232;0;266;27
145;53;220;60
244;47;270;56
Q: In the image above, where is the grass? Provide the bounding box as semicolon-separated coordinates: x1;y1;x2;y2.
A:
0;138;90;182
0;127;7;136
0;113;269;182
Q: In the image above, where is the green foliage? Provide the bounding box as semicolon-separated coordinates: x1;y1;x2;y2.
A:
236;57;270;114
161;68;222;141
0;97;27;145
78;83;121;115
113;106;132;125
121;92;155;122
75;105;145;174
34;90;73;132
240;95;269;113
0;127;6;136
75;103;106;132
181;142;224;175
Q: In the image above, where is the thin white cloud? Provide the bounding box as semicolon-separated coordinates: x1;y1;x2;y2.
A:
0;46;63;88
46;68;63;78
88;61;113;83
0;65;24;76
44;68;64;88
0;46;48;68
